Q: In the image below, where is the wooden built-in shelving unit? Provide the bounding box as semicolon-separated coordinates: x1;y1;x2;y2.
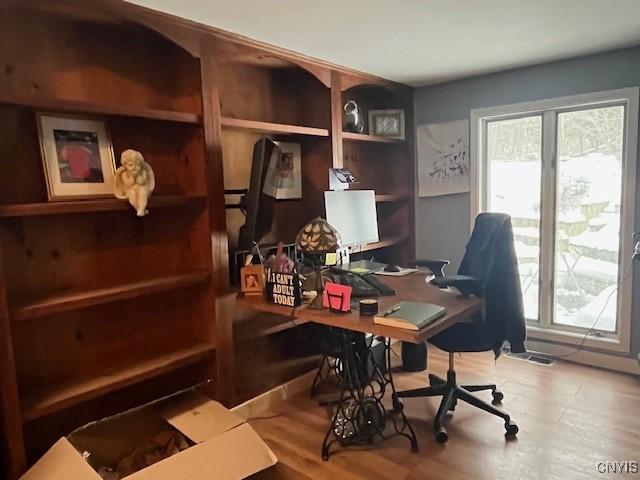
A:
0;4;222;477
0;93;203;125
21;342;216;421
221;117;329;137
342;131;405;144
340;80;415;265
0;2;415;478
360;234;410;253
235;313;308;340
0;195;206;218
375;193;411;203
12;271;211;321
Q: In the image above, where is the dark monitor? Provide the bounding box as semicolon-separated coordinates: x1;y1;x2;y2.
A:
238;138;281;250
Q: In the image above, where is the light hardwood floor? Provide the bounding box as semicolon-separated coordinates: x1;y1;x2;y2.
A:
249;348;640;480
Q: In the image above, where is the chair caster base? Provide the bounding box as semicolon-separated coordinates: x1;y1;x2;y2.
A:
435;426;448;443
505;420;519;437
492;390;504;404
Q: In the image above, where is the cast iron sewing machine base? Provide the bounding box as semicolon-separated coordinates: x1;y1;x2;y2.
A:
317;333;419;461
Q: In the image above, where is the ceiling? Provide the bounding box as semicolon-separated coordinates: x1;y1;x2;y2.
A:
128;0;640;86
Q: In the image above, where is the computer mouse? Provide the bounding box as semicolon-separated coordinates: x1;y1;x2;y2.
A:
384;264;401;272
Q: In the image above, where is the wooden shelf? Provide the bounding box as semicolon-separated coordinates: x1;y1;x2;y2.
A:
360;235;409;252
21;343;216;421
375;193;410;203
221;117;330;137
0;195;206;218
342;131;405;144
235;313;306;339
0;93;202;124
12;271;211;321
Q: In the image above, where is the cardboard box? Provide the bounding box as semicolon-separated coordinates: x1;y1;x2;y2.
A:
20;391;277;480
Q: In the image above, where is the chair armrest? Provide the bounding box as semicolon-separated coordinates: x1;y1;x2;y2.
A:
430;275;480;296
414;259;450;277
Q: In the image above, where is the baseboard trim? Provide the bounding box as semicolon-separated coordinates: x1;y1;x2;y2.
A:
525;339;640;375
231;369;317;420
232;339;408;419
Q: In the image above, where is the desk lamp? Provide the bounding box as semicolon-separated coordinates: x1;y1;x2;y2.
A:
295;217;340;310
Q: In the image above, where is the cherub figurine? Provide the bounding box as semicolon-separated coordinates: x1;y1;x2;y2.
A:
114;149;155;217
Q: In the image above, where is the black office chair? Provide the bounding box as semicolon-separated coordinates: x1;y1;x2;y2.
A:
393;212;527;443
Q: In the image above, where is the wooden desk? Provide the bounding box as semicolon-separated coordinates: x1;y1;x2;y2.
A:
235;271;484;460
236;272;484;344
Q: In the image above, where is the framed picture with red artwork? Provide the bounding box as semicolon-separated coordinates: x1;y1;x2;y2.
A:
37;112;116;200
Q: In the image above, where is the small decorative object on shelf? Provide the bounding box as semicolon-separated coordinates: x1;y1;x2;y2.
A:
369;109;405;140
240;263;265;296
343;100;365;133
37;113;116;200
295;217;341;310
114;149;156;217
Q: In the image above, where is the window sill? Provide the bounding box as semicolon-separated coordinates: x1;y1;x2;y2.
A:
526;324;630;354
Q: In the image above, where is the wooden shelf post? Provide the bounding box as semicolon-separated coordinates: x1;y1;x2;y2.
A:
0;243;27;479
201;44;231;404
330;71;344;168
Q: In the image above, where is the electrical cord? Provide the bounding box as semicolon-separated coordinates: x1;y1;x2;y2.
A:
551;252;636;359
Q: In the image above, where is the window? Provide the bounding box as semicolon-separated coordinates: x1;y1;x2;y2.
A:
471;88;638;353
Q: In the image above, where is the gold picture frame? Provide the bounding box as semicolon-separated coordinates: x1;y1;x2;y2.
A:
240;264;265;295
37;112;116;200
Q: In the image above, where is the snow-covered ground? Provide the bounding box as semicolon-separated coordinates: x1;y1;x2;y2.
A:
490;152;621;331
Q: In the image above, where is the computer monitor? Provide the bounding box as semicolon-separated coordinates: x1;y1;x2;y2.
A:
324;190;379;247
238;138;281;250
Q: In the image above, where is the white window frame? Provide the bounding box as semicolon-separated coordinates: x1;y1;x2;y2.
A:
470;88;638;354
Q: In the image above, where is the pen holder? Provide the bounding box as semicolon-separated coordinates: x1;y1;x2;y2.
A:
326;291;350;313
323;282;352;313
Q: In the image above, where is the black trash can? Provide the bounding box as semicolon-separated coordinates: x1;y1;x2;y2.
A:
401;341;428;372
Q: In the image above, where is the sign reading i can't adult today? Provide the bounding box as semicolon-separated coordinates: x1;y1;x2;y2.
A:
266;270;302;307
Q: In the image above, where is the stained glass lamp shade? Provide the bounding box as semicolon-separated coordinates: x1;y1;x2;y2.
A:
296;217;340;309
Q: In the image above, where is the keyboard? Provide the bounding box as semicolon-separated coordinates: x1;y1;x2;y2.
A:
325;269;397;297
361;274;397;296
